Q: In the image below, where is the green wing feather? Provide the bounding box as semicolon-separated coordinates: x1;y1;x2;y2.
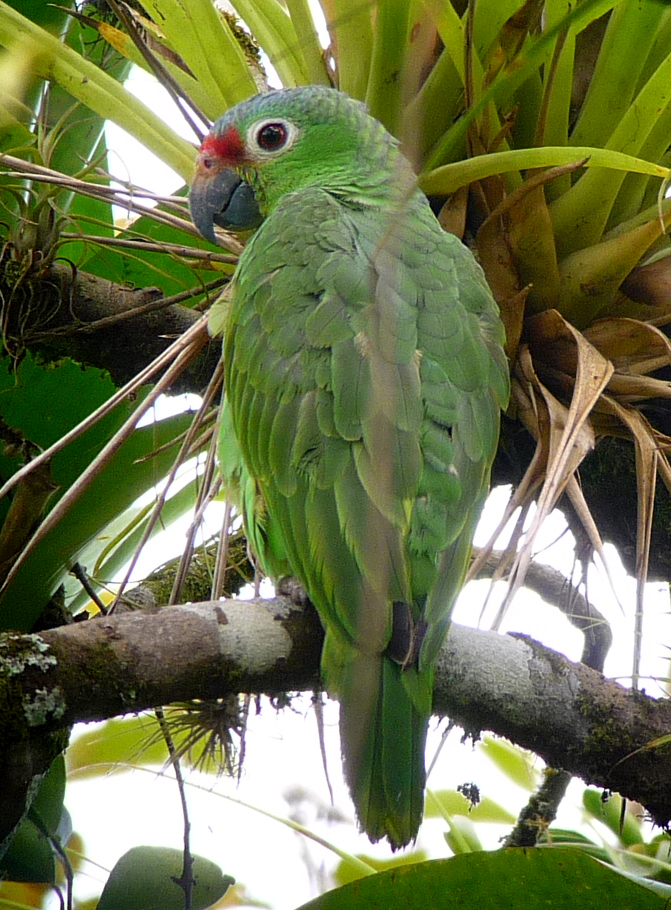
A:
222;184;508;848
216;396;290;580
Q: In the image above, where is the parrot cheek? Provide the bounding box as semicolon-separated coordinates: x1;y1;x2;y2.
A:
189;168;262;242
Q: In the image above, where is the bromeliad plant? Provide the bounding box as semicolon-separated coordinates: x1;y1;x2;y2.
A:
2;0;671;906
1;0;670;677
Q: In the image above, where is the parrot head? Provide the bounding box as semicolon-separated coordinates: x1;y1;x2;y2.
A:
189;87;404;243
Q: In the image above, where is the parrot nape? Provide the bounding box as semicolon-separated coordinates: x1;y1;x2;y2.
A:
189;86;509;849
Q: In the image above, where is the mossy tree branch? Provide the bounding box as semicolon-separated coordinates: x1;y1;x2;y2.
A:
2;597;671;844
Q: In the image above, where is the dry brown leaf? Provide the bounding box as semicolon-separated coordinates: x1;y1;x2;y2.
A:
498;314;613;617
437;184;468;239
583;318;671;375
564;475;622;611
465;369;545;585
599;397;659;685
621;255;671;310
606;373;671;402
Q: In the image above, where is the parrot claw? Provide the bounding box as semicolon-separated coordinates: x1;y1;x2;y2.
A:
386;602;427;669
277;575;310;607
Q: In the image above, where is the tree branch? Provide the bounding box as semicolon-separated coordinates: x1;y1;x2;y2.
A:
3;598;671;834
18;263;222;392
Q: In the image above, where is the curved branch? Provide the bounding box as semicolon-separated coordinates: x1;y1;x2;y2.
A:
473;548;613;671
3;598;671;832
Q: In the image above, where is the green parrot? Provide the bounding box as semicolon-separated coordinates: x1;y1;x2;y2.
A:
189;86;509;849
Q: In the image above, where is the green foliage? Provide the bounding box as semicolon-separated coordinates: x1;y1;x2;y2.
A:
0;355;197;630
426;788;516;825
297;849;671;910
97;846;234;910
0;755;66;884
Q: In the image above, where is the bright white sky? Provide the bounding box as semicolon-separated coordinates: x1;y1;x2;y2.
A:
58;44;671;910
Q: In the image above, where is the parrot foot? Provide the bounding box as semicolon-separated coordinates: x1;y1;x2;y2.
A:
385;602;427;669
276;575;310;607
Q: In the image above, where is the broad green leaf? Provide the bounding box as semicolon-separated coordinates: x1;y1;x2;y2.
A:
569;0;666;152
72;201;228;300
134;0;256;110
0;354;115;451
0;816;55;884
444;814;483;855
78;16;223;123
29;754;66;834
0;755;66;884
425;0;465;85
0;409;195;631
420;146;668;196
0;2;194;180
539;0;576;200
406;44;463;166
327;0;373;102
540;828;608;858
426;789;516;824
229;0;308;88
66;716;170;777
472;0;531;63
0;355;195;630
551;41;671;255
285;0;330;86
96;846;234;910
296;848;670;910
424;0;624;169
66;472;209;616
334;850;428;889
477;735;540;791
583;788;644;847
364;0;410;136
608;96;671;230
557;212;671;326
46;9;133;192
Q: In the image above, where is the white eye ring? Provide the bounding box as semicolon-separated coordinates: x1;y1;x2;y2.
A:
246;118;300;159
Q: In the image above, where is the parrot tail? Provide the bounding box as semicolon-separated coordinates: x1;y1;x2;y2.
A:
335;649;429;849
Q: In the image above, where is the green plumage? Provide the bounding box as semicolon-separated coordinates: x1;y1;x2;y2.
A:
190;87;509;848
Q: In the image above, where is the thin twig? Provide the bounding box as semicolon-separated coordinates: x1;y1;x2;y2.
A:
58;231;237;263
105;0;208;142
0;314;209;505
28;273;230;339
0;318;209;596
109;360;223;610
211;495;232;602
155;707;193;910
168;364;224;604
70;562;108;614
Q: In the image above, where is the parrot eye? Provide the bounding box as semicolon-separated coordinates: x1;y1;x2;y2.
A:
256;121;289;151
246;118;299;158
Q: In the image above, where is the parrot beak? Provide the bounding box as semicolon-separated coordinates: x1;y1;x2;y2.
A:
189;167;262;243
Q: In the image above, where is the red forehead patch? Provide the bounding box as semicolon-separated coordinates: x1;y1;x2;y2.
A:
199;125;246;165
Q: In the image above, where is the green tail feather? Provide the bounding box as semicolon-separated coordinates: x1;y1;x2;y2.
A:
335;649;429;849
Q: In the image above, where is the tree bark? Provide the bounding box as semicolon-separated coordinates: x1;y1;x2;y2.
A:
14;262;222;393
3;598;671;836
